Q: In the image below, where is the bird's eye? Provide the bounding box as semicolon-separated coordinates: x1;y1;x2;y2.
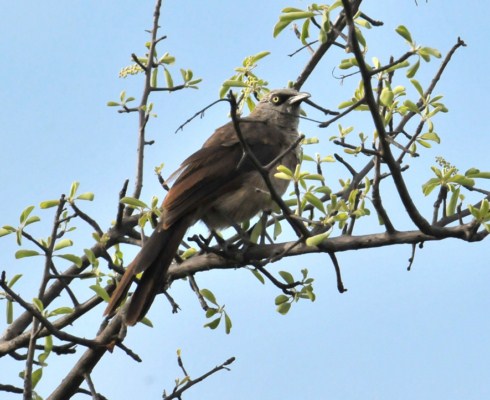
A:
271;96;281;104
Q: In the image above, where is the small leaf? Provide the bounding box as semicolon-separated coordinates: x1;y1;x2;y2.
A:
24;216;40;227
20;206;35;224
0;226;15;237
200;289;218;306
31;368;43;389
56;254;83;267
8;274;23;287
406;59;420;78
419;132;440;143
276;302;291;315
120;197;148;209
304;192;325;214
380;87;394;107
32;298;44;312
305;231;331;247
446;187;460;216
224;312;232;334
15;249;40;259
48;307;73;317
251;269;265;284
90;285;110;302
76;192;94;201
205;308;219;318
451;175;475;187
273;219;282;240
164;67;173;88
279;270;294;284
204;317;221;330
7;300;13;324
403;99;419;113
40;200;60;209
69;181;80;199
53;239;73;251
410;79;424;97
107;101;120;107
139;317;154;327
151;67;158;87
275;294;289;305
395;25;413;43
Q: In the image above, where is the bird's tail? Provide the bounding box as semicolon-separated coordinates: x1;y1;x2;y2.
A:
104;217;190;325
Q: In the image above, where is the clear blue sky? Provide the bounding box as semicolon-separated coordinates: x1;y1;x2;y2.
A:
1;1;489;399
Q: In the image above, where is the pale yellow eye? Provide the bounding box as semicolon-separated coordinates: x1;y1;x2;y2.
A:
271;96;280;103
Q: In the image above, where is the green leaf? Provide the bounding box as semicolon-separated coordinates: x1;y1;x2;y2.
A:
69;181;80;199
251;51;270;63
446;187;460;216
0;226;15;237
301;18;310;44
58;254;81;268
107;101;120;107
279;270;294;284
164;67;173;88
120;197;148;209
406;59;420;78
276;302;291;315
204;317;221;330
419;132;440;143
279;11;315;22
410;79;424;97
24;216;40;227
451;175;475;187
273;219;282;240
200;288;218;306
380;87;394;107
304;192;325;214
224;312;232;334
151;67;158;87
32;297;44;312
403;99;419;113
53;239;73;251
31;368;43;389
6;300;13;324
20;206;35;224
395;25;413;43
419;46;442;60
8;274;23;287
76;192;94;201
139;317;154;327
251;268;265;284
305;231;331;247
205;308;219;318
249;219;263;244
222;79;248;88
15;249;40;259
90;285;110;302
48;307;73;317
40;200;60;209
275;294;289;305
465;169;490;179
180;247;197;260
422;178;440;196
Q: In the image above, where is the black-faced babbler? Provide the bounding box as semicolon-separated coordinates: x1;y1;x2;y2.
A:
104;88;310;325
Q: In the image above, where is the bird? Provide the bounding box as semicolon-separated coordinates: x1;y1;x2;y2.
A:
104;88;310;325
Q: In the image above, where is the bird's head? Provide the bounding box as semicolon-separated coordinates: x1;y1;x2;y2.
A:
252;88;310;129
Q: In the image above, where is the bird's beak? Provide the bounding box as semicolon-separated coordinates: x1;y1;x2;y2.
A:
288;92;311;105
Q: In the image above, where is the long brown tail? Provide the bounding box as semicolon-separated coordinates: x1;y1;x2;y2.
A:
104;217;191;325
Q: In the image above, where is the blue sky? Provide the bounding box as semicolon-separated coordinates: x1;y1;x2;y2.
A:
1;1;489;399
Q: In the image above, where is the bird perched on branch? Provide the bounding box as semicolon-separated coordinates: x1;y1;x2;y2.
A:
104;88;310;325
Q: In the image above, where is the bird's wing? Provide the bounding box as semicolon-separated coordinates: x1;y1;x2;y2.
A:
162;120;291;228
